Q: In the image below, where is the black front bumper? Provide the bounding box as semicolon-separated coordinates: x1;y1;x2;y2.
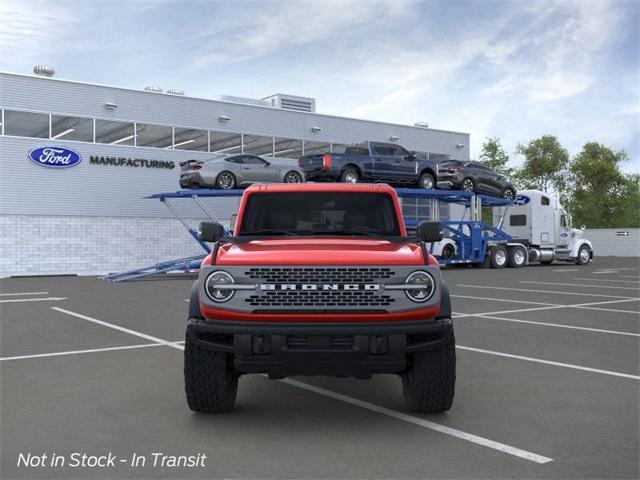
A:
186;317;453;378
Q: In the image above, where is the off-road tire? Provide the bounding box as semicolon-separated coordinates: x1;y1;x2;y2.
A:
402;332;456;413
184;333;238;413
490;245;508;269
340;168;359;183
419;172;436;190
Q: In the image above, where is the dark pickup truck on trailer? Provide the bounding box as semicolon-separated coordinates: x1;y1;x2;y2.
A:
185;183;455;414
298;141;441;189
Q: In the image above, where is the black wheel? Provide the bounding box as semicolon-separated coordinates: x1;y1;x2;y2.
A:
402;332;456;413
507;246;526;268
490;245;508;269
216;171;236;190
184;332;238;413
461;178;475;192
441;243;455;259
340;168;359;183
576;245;591;265
419;172;435;190
284;170;303;183
503;188;516;201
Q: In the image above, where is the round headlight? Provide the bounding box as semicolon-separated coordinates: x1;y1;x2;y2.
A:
405;271;435;302
205;271;235;302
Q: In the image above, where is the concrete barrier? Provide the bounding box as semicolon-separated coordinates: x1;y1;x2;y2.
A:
584;228;640;257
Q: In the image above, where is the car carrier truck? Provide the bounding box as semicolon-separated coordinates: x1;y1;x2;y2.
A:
184;183;455;414
493;190;593;266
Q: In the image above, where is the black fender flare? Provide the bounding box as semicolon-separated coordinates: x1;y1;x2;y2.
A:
436;280;452;320
188;280;202;319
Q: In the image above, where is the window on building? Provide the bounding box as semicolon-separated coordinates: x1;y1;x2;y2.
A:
173;127;208;151
243;134;274;157
51;114;93;142
210;131;243;154
303;141;331;156
510;215;527;226
135;123;173;148
95;119;135;145
4;110;49;138
331;143;347;154
273;137;303;159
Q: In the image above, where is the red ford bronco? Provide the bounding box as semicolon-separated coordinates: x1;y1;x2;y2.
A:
185;183;455;413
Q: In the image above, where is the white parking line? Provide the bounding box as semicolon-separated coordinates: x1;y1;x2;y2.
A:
0;297;67;304
457;284;637;299
454;313;639;337
0;341;186;362
572;278;640;284
281;378;553;464
51;307;185;351
0;291;49;296
520;281;639;291
552;269;579;272
451;295;561;307
620;275;640;279
453;297;640;317
457;346;640;380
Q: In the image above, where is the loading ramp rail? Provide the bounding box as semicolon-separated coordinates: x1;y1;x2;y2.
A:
101;187;512;282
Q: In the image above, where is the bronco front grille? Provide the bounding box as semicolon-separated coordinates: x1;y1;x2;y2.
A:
245;267;394;283
244;267;396;308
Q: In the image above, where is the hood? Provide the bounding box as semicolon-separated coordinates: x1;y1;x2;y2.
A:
216;238;424;265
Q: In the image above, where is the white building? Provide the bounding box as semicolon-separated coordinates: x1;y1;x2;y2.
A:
0;70;470;277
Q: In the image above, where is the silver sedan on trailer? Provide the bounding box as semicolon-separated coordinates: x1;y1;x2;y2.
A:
179;154;305;189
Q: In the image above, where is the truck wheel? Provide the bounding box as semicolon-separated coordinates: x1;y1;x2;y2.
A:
216;171;236;189
184;333;238;413
490;245;508;269
402;332;456;413
503;188;516;201
419;172;435;189
576;245;591;265
507;246;526;268
340;168;359;183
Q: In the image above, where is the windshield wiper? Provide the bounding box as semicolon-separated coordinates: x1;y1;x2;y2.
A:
241;229;301;236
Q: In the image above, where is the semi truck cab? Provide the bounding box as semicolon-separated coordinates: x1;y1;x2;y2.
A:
494;190;593;265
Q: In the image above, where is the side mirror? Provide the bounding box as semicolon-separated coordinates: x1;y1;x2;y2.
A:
198;221;225;242
407;151;417;161
417;221;444;242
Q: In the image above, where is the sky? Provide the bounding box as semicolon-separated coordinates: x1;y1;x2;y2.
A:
1;0;638;172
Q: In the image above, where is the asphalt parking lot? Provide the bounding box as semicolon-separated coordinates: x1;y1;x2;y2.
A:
1;256;638;479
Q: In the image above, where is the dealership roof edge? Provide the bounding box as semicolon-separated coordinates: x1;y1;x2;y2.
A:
0;71;470;137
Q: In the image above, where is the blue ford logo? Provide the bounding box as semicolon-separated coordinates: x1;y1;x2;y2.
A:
28;146;82;168
513;195;530;206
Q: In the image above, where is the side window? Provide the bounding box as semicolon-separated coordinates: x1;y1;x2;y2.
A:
561;214;567;227
510;215;527;226
225;156;243;164
391;145;410;157
242;155;266;165
541;196;550;206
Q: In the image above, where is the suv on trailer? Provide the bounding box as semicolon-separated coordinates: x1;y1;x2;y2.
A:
185;183;455;413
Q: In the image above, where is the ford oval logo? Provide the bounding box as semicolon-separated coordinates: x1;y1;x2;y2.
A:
28;146;82;168
513;195;530;206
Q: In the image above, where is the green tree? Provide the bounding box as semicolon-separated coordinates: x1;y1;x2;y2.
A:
565;142;638;228
515;135;569;193
479;137;513;176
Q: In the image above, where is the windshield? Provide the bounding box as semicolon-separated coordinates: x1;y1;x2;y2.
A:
238;192;401;237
